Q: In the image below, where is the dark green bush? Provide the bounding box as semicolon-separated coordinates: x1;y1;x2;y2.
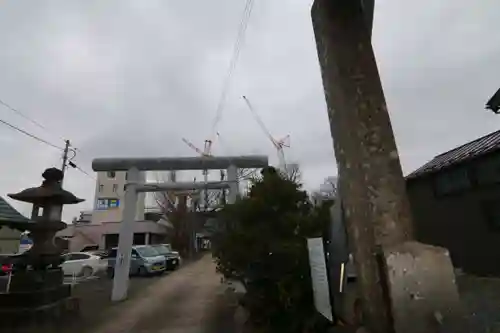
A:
212;167;329;332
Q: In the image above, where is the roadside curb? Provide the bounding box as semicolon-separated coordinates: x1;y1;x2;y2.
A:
221;279;250;333
234;305;250;333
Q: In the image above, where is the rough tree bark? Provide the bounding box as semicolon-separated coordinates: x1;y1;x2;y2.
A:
311;1;414;332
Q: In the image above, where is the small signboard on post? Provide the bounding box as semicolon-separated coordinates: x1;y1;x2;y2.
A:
18;233;33;253
307;237;333;322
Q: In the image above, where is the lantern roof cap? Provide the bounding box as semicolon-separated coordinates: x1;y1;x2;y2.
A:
8;168;85;205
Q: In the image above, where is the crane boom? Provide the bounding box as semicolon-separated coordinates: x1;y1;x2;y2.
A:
182;138;210;157
242;96;280;149
181;137;211;210
242;95;290;173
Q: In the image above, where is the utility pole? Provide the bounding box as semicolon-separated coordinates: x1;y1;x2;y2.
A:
220;170;226;205
60;139;71;185
204;172;209;211
57;139;71;218
311;1;413;332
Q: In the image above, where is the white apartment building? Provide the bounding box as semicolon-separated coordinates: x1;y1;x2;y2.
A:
91;171;146;224
58;171;169;251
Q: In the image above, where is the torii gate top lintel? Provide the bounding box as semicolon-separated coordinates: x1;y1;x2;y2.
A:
101;155;268;303
91;155;268;172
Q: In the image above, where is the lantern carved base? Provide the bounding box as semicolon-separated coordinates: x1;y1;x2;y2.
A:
0;268;78;329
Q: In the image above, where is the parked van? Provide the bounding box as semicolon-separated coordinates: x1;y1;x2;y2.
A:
106;245;166;277
149;244;181;270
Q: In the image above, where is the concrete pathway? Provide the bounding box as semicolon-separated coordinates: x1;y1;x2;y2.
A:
92;254;238;333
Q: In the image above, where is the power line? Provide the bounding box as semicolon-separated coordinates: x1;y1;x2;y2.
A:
65;148;96;181
0;97;66;142
0;117;64;150
211;0;254;132
0;97;95;172
0;98;96;184
72;163;96;180
210;0;255;138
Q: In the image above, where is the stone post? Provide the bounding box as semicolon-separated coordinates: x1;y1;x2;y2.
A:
311;1;413;331
311;1;466;332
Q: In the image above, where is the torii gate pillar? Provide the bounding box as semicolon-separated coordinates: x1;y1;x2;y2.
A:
227;164;239;204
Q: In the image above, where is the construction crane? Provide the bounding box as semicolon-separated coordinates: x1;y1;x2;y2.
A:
182;138;211;157
182;136;251;207
242;95;290;173
181;137;213;210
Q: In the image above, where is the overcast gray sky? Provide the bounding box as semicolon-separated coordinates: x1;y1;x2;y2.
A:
0;0;499;221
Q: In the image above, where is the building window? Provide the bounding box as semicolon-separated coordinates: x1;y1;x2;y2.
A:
107;171;116;179
476;155;500;185
133;233;146;245
112;184;118;192
434;167;471;196
483;201;500;231
99;184;104;192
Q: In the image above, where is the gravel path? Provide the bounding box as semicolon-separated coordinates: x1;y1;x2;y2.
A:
1;270;168;333
92;254;237;333
10;257;499;333
458;274;500;333
2;255;237;333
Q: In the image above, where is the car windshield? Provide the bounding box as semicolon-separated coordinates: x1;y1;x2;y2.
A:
135;246;159;258
152;245;170;255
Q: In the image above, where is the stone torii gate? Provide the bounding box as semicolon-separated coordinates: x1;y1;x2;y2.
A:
311;1;466;332
92;155;268;301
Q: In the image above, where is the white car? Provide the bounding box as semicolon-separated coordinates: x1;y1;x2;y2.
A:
61;252;107;278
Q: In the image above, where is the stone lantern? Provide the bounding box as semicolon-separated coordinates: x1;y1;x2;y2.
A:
7;167;84;269
0;168;84;327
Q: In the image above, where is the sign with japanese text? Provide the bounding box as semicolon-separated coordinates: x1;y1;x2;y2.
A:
307;237;333;322
96;198;120;210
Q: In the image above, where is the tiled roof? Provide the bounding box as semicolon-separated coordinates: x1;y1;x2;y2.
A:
407;129;500;179
0;196;30;224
